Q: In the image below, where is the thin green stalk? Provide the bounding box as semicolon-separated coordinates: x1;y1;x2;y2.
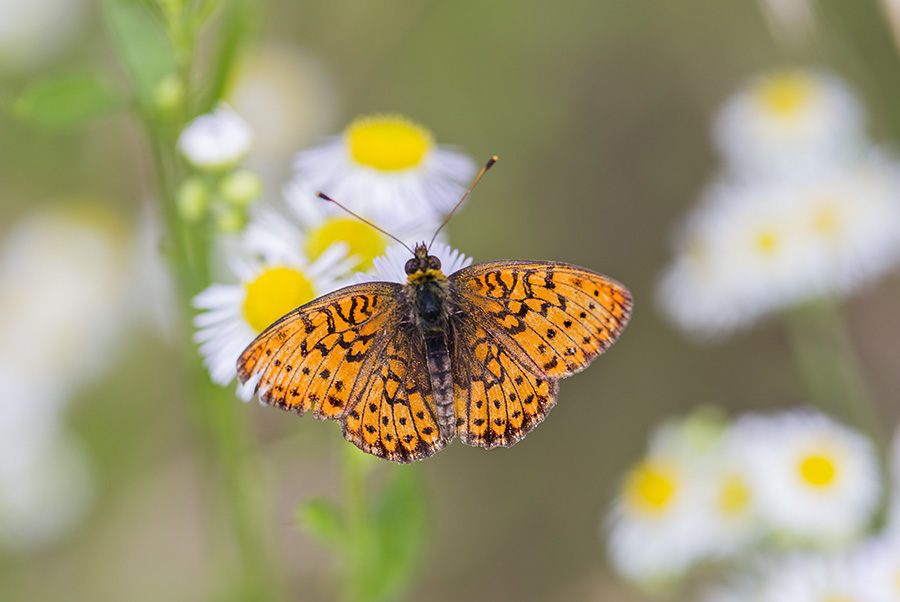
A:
342;445;372;602
783;299;887;451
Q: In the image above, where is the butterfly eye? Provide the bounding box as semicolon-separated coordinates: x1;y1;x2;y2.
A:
404;258;419;274
427;256;442;270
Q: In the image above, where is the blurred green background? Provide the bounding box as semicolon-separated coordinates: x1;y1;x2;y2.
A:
2;1;900;600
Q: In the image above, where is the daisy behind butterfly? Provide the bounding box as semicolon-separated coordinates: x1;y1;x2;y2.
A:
236;157;633;463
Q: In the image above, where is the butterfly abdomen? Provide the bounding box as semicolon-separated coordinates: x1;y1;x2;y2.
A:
409;274;455;441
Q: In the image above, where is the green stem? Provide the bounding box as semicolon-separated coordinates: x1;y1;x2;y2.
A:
342;445;372;602
146;120;280;601
783;299;887;451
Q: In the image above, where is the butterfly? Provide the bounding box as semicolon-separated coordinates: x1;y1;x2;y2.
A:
236;160;632;463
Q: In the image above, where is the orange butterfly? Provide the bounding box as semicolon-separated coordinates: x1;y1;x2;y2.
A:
236;159;632;463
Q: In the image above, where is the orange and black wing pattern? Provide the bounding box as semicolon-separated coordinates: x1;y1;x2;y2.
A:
341;318;448;463
237;282;404;420
236;281;446;463
446;260;632;449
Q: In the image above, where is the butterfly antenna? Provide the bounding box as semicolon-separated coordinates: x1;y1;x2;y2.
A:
428;155;498;248
316;191;415;255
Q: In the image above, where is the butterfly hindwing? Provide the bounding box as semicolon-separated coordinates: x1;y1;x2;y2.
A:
342;318;447;463
449;260;632;380
448;317;559;449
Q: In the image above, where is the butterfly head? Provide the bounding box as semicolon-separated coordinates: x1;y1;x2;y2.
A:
405;243;443;282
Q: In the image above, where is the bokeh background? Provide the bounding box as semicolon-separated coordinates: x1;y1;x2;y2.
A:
2;1;900;600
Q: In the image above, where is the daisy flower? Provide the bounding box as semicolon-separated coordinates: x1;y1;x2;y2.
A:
733;410;880;544
796;151;900;294
605;418;720;583
288;113;476;225
658;152;900;337
658;178;821;336
178;104;254;170
193;245;350;397
714;69;864;178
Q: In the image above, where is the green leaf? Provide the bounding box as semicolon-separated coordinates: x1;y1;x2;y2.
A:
297;498;346;550
101;0;177;109
14;73;125;129
368;467;429;602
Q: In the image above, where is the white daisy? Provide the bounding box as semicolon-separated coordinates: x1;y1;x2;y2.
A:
796;151;900;294
605;418;720;583
178;104;253;170
288;114;476;225
192;245;350;397
658;152;900;337
357;242;474;284
734;410;881;544
658;177;821;336
714;69;865;178
753;554;869;602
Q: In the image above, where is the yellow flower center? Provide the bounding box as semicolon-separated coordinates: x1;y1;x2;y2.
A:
346;114;432;171
305;217;387;272
812;201;843;237
718;474;751;516
242;266;314;333
756;71;818;117
799;454;837;487
623;461;678;515
754;229;780;255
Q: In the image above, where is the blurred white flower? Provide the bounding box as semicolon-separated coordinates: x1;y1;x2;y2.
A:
357;242;474;285
714;69;864;178
734;410;880;544
289;114;476;225
178;105;253;170
227;41;337;166
0;424;93;551
193;245;352;395
605;418;720;583
0;0;86;70
753;554;868;602
0;206;133;549
658;154;900;337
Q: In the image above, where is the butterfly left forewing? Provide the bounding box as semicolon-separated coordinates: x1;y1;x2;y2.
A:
236;282;403;419
449;260;632;380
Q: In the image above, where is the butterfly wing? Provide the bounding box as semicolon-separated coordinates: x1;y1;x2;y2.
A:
342;317;448;463
446;260;632;449
447;316;559;448
236;281;446;463
449;260;632;379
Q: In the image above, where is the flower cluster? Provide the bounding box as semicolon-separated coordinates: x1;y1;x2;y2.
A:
658;69;900;336
176;104;262;232
192;113;476;396
605;407;900;601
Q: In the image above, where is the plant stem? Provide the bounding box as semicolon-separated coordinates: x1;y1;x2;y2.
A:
342;444;372;602
783;299;887;451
